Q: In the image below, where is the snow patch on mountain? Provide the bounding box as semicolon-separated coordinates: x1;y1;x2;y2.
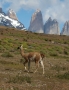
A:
0;8;26;30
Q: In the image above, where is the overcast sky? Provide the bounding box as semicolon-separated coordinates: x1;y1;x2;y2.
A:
0;0;69;31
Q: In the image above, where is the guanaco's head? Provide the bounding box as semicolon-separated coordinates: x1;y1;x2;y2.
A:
17;45;23;50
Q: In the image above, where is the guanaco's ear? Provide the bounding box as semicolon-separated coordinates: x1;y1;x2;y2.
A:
21;44;23;47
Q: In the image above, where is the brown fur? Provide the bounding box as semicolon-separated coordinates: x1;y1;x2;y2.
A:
18;45;45;74
40;53;45;59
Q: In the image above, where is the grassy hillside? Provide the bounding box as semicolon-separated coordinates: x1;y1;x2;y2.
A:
0;26;69;90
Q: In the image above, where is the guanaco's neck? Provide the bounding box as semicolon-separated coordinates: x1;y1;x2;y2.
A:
20;48;25;57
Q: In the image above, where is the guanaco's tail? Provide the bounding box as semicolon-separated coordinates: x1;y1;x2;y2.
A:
40;53;45;59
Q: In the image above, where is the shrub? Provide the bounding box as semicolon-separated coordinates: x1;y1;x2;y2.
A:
0;45;5;52
52;65;66;72
57;72;69;80
64;50;69;55
45;38;48;41
8;75;31;84
66;59;69;62
1;52;13;58
49;52;58;57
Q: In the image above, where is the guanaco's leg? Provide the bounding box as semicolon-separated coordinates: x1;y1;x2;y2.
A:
40;60;44;74
23;60;28;71
34;61;39;73
28;60;30;72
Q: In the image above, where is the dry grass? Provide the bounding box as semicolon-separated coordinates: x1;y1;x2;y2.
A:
0;56;69;90
0;26;69;90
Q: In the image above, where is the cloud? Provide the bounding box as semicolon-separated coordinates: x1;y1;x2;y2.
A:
43;0;68;23
0;0;69;25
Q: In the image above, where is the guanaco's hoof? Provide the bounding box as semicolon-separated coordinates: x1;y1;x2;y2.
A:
24;70;28;72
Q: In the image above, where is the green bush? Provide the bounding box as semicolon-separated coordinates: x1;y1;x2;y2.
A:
64;50;69;55
0;60;15;65
1;52;13;58
8;75;31;84
0;45;5;52
49;52;58;57
57;72;69;80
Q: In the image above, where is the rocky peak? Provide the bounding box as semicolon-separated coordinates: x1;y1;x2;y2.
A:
28;9;44;33
61;21;69;35
48;17;52;21
0;8;2;13
0;8;25;30
53;19;57;23
44;17;60;35
31;9;41;21
7;9;18;20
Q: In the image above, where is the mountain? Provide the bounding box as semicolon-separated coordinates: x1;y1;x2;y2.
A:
0;8;26;30
28;9;44;33
28;10;60;35
61;21;69;35
44;17;60;35
0;8;2;13
7;9;18;21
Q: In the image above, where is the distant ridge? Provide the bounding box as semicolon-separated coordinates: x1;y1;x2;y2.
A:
44;17;60;35
0;8;26;30
61;21;69;36
0;8;69;36
28;10;60;35
28;9;69;36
